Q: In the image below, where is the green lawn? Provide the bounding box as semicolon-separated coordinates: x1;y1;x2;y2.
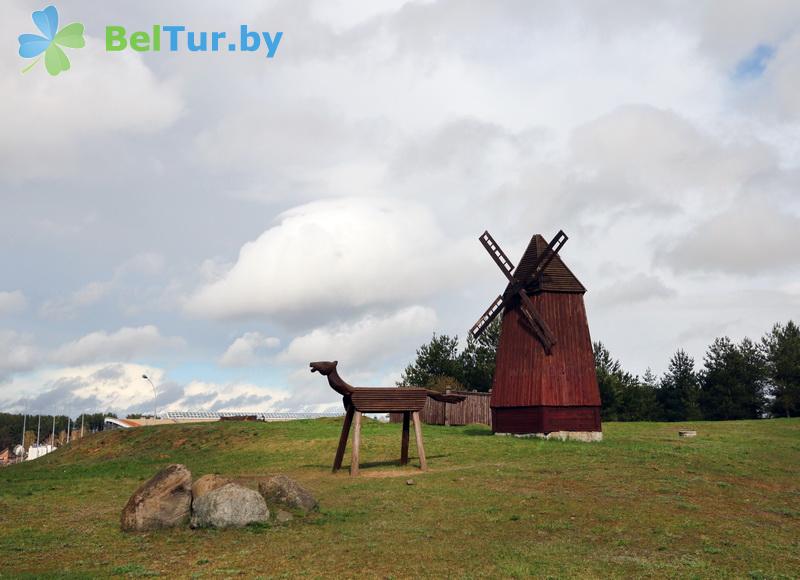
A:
0;418;798;578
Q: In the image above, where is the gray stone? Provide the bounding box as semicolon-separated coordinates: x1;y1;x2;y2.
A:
190;483;269;528
679;430;697;438
275;509;293;523
192;474;231;501
258;475;318;514
121;464;192;531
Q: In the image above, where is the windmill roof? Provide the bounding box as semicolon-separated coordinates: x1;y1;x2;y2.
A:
515;234;586;294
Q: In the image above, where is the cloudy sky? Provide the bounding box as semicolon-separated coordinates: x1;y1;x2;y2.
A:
2;0;799;416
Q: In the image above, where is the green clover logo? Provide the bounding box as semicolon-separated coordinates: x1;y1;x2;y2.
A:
18;5;85;76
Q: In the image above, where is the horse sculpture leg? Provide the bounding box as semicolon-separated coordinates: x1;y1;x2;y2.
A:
412;411;427;471
333;405;354;473
400;412;410;465
350;411;362;476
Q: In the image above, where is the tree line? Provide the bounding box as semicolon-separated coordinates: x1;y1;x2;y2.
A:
0;412;115;453
398;319;800;421
597;320;799;421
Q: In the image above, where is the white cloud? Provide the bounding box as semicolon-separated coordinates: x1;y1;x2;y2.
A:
0;362;289;415
185;198;474;320
219;332;281;367
39;280;114;319
568;105;774;210
0;363;161;413
50;325;185;366
274;306;439;410
0;291;27;316
3;0;800;397
117;253;166;276
165;380;288;413
39;252;166;319
658;202;800;275
0;5;183;180
0;330;39;380
591;273;677;308
278;305;438;369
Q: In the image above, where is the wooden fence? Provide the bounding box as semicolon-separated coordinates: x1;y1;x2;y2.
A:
390;391;492;427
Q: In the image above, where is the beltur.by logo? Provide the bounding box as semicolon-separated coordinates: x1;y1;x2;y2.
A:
106;25;283;58
18;5;85;76
17;7;283;78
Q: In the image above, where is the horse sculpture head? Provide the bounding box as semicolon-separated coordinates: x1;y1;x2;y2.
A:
310;360;339;375
310;360;354;397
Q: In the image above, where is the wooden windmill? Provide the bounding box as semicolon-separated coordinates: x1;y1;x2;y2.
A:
471;230;602;438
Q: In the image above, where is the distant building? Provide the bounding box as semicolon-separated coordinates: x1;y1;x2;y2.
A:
103;418;142;430
26;444;55;460
103;412;343;429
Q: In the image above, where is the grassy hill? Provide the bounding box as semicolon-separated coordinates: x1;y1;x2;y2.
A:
0;418;798;578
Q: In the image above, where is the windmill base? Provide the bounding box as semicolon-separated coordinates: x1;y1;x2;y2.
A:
495;431;603;442
491;406;601;435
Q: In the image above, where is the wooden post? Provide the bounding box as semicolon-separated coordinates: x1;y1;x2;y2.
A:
333;405;354;472
350;411;362;476
400;412;410;465
411;411;427;471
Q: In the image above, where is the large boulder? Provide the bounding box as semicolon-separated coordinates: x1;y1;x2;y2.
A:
190;483;269;528
192;474;231;501
121;464;192;531
258;475;318;514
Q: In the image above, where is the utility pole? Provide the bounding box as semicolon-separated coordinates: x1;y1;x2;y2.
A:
36;414;41;447
81;413;85;438
142;374;158;419
67;415;71;443
51;414;56;449
21;409;27;459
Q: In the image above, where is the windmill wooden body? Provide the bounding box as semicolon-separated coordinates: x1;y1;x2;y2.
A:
471;231;602;438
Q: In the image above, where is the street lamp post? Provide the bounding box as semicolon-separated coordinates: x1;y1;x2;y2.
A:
142;374;158;419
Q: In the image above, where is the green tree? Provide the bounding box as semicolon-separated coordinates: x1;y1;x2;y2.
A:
593;341;622;420
398;333;461;388
658;349;701;421
700;337;767;420
641;367;659;390
762;321;800;417
458;317;501;392
617;368;662;421
593;342;661;421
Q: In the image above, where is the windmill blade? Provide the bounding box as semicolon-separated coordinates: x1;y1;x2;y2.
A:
517;305;551;355
511;230;568;289
479;231;515;282
507;234;541;288
528;230;568;286
470;295;505;338
517;289;556;354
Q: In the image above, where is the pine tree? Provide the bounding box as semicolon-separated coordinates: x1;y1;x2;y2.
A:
625;368;662;421
762;321;800;417
593;341;622;420
700;337;766;420
658;349;701;421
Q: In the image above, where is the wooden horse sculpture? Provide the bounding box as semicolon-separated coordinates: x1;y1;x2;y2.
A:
310;361;466;475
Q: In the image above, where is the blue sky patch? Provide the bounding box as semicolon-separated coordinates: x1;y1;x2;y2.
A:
734;43;775;80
